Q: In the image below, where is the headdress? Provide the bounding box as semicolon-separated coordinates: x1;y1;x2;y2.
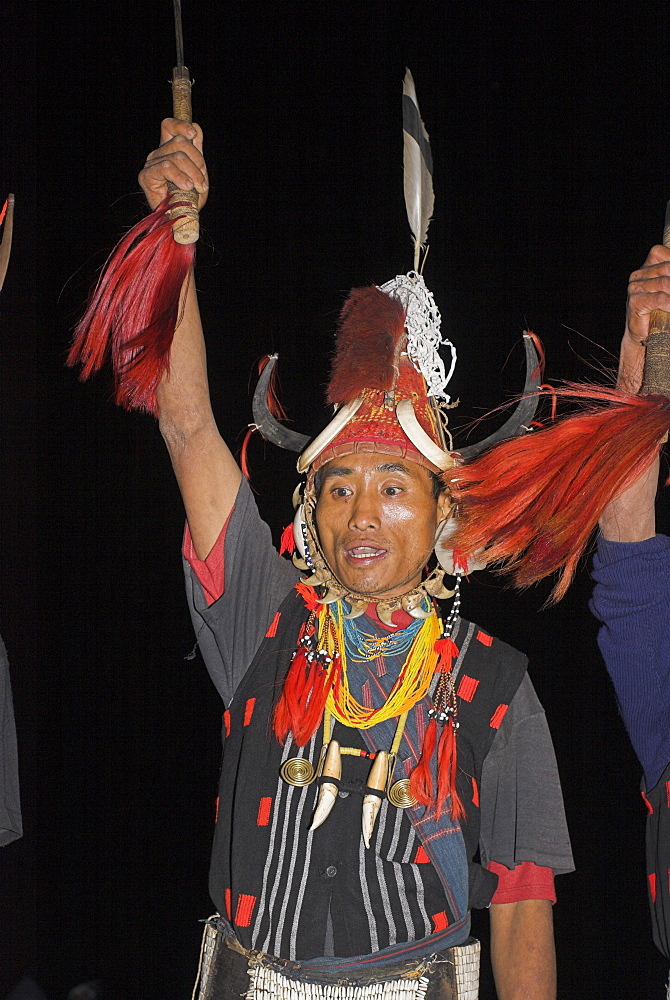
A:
252;72;542;832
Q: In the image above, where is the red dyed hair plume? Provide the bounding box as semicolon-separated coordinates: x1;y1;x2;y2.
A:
327;286;407;405
68;196;195;415
445;384;670;601
69;56;200;414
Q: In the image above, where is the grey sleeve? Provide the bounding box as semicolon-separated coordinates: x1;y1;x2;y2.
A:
478;673;573;875
0;635;22;846
184;477;300;706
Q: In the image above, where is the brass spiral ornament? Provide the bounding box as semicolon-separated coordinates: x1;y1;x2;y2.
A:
387;778;418;809
280;758;316;787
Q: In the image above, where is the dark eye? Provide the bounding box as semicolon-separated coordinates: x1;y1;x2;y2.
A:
384;486;403;496
331;486;351;498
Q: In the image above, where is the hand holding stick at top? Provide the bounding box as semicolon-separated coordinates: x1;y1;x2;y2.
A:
599;239;670;541
69;6;206;415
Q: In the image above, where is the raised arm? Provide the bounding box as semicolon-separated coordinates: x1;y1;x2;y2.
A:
598;244;670;542
139;118;242;559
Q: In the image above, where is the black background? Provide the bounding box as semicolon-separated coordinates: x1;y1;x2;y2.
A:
2;1;670;997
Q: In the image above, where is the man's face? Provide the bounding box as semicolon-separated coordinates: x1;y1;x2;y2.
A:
314;453;451;599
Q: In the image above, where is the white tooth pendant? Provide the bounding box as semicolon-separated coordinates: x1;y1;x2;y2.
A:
309;740;341;831
362;751;389;848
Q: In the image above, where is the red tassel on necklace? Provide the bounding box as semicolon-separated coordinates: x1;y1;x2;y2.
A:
434;636;459;663
68;196;195;415
274;648;339;746
436;720;465;820
409;716;437;807
410;631;464;818
295;581;320;611
279;522;296;556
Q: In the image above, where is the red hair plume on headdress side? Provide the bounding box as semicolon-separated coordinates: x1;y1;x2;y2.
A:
444;384;670;602
327;287;406;405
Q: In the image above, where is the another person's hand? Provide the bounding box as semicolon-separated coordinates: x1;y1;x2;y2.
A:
598;247;670;540
620;245;670;393
138;118;208;212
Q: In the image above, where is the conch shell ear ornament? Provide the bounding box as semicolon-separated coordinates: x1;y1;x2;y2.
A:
435;518;486;575
293;504;309;559
309;741;341;832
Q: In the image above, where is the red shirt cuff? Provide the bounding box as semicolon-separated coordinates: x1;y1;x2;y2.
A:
487;860;556;905
182;509;233;607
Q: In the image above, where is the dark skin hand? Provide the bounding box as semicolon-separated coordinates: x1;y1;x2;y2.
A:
139;118;209;211
599;244;670;542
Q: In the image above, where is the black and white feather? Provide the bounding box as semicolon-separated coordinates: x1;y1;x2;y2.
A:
402;69;434;271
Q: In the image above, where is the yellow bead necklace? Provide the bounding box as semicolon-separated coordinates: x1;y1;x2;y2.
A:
315;601;443;730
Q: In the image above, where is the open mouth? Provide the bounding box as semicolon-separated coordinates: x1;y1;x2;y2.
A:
345;545;388;564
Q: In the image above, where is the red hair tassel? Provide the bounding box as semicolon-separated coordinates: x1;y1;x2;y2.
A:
68;196;195;414
279;523;296;556
436;722;465;821
239;427;255;481
257;354;288;421
273;649;338;746
409;717;437;807
445;385;670;602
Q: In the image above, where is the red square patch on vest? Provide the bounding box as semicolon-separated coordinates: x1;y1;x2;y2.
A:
223;711;231;737
649;872;657;903
489;704;509;729
257;797;272;827
243;698;256;726
457;675;479;702
476;630;493;646
235;893;257;927
265;612;281;638
414;845;430;864
431;911;449;932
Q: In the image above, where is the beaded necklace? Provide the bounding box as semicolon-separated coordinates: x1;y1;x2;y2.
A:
341;602;426;663
320;601;443;729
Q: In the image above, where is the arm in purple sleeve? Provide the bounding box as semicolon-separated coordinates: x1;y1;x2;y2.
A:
590;533;670;790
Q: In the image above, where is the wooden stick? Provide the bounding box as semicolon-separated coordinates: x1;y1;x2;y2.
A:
166;66;199;245
642;200;670;397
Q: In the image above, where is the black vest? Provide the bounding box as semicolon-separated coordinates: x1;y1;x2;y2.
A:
209;587;528;947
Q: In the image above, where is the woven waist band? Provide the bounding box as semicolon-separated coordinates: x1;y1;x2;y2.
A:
192;916;480;1000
